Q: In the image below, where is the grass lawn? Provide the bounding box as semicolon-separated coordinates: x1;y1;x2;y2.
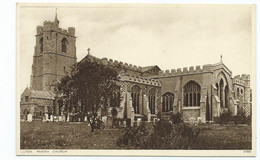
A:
20;121;252;150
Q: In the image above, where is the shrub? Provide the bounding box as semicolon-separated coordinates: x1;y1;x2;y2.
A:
146;121;200;149
116;122;148;148
116;120;200;149
234;110;251;125
218;110;232;124
170;112;183;124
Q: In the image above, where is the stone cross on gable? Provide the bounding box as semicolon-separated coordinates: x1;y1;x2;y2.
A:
220;54;223;62
87;48;91;55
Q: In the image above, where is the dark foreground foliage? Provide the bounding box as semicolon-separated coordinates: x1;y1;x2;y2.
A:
21;121;252;150
217;110;251;125
117;121;200;149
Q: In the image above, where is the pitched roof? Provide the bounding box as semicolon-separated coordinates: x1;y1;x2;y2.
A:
141;65;161;73
30;90;55;100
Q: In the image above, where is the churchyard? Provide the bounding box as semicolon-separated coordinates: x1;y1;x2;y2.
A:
20;121;252;150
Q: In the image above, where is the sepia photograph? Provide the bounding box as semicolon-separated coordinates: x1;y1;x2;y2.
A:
16;3;256;156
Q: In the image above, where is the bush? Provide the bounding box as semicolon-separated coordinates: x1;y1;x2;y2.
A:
116;122;148;148
116;120;200;149
146;121;200;149
218;110;232;124
170;112;183;124
234;111;251;125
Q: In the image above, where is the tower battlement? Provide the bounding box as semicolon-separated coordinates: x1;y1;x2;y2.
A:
36;20;75;36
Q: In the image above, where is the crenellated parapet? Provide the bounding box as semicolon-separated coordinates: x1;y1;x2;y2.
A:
158;64;213;77
36;21;75;36
119;74;161;86
101;57;143;72
233;74;250;87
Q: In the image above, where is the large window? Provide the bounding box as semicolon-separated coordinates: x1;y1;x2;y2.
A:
110;85;120;108
131;85;141;114
61;38;68;53
184;81;201;106
58;100;63;116
162;92;174;112
148;88;156;114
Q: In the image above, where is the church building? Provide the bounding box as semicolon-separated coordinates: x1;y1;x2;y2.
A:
20;14;251;123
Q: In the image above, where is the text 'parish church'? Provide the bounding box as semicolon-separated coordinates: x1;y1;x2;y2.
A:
20;13;252;124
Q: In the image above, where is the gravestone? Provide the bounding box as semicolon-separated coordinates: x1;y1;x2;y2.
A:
102;116;107;124
44;113;48;122
197;117;202;124
27;114;32;122
106;116;112;127
50;115;53;122
137;118;142;126
123;120;127;127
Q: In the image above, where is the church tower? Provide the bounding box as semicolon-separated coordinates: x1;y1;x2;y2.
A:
30;12;77;92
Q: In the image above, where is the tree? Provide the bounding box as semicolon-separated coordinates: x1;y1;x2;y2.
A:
57;55;120;131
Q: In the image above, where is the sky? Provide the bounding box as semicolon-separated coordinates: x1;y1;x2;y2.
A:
19;4;254;92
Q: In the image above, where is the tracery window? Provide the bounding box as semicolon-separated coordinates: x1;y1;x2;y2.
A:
131;85;141;114
110;85;120;108
61;38;68;53
184;81;201;106
237;88;240;99
148;88;156;114
162;92;174;112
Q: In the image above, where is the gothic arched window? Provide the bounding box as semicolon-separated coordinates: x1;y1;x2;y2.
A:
58;100;63;116
110;85;120;108
162;92;174;112
61;38;68;53
131;85;141;114
148;88;156;114
184;81;201;106
39;37;43;53
237;88;240;99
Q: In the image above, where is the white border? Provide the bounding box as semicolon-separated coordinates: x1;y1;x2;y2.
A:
0;0;259;159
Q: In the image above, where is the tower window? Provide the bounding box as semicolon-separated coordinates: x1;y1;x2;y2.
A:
40;37;43;53
25;96;29;102
61;38;68;53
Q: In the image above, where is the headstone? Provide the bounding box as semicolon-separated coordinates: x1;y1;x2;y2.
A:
50;115;53;122
67;115;70;122
45;113;48;122
102;116;107;124
42;115;46;122
197;117;202;124
123;120;127;127
153;118;159;125
84;116;88;122
106;117;112;127
189;117;196;125
27;114;32;122
137;118;142;126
